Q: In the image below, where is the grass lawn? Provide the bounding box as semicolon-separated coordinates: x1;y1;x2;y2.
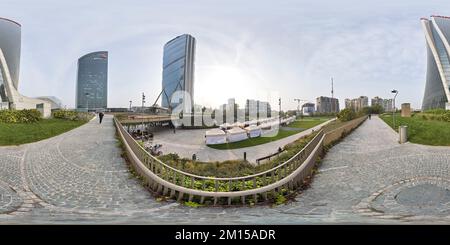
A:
288;117;331;129
380;113;450;146
0;119;87;146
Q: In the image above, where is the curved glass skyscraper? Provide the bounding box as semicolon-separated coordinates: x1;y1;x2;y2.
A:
0;17;22;104
421;15;450;110
76;51;108;111
0;17;51;116
161;34;195;111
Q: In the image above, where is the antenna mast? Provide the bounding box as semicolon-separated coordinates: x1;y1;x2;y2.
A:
331;77;334;99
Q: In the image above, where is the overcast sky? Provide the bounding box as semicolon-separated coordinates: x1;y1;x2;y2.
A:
1;0;449;110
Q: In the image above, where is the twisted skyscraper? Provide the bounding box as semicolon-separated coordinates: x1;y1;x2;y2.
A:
0;17;51;116
421;15;450;110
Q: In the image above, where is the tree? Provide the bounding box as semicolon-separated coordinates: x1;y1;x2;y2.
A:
337;108;356;122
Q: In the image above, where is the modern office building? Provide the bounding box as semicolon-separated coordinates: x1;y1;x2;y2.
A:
316;96;339;113
0;17;51;117
76;51;108;111
421;15;450;110
161;34;196;112
302;103;315;116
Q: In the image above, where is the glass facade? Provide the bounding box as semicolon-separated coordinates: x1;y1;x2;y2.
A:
161;34;195;110
76;51;108;111
422;16;450;110
0;17;21;105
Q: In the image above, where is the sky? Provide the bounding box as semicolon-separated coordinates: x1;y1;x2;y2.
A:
1;0;449;110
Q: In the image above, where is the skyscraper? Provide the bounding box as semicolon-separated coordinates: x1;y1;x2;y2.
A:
0;17;51;117
76;51;108;111
421;15;450;110
161;34;196;111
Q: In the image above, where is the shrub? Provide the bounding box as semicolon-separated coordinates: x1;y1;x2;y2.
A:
416;109;450;123
52;110;92;121
275;194;287;205
337;108;356;122
184;201;203;208
0;109;41;123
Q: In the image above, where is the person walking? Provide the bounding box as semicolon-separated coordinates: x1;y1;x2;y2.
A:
368;114;372;120
99;112;104;124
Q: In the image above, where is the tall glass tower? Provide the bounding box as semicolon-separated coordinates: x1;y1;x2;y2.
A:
0;17;51;117
76;51;108;111
421;15;450;110
0;17;21;105
161;34;195;111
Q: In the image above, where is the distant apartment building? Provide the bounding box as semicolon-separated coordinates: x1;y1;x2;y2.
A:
227;98;236;112
371;96;384;107
345;96;368;112
245;99;271;120
316;96;339;114
370;96;394;112
383;99;394;112
345;99;352;110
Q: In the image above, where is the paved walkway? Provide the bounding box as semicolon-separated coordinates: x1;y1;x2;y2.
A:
1;115;450;224
151;119;333;163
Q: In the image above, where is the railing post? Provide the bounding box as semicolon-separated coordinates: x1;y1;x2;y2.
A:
271;170;275;184
215;180;218;192
262;173;266;186
229;180;232;192
190;176;194;189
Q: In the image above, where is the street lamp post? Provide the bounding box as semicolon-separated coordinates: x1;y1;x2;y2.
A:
279;97;282;126
129;100;132;112
391;89;398;129
142;93;146;140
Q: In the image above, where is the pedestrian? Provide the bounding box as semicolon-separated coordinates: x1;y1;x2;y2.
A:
369;114;372;120
99;112;104;124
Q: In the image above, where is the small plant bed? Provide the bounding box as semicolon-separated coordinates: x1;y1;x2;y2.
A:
380;111;450;146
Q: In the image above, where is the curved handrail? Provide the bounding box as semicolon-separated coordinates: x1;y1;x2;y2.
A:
115;117;323;182
120;124;325;197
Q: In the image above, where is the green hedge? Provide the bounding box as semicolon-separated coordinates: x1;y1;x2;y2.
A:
0;109;41;123
52;110;92;121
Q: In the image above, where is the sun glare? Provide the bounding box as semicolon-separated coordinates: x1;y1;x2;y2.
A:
196;65;257;108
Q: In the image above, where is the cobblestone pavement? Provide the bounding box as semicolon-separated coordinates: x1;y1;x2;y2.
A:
1;115;449;224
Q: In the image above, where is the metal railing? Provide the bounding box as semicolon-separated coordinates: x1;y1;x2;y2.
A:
114;115;366;205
